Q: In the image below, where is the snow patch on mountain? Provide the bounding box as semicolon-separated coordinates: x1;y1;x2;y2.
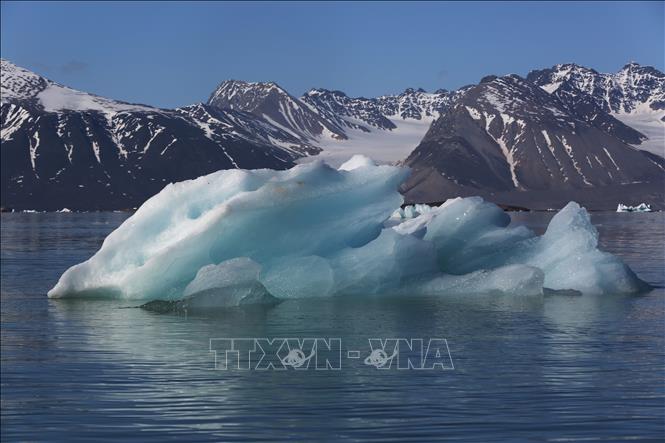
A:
611;103;665;157
2;59;157;120
37;83;155;116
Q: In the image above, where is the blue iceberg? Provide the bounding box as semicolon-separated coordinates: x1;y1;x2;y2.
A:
48;156;647;304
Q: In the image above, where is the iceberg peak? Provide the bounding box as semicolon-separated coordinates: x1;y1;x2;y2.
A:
338;154;377;171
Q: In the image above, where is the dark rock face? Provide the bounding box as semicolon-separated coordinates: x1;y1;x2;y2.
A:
301;86;460;127
1;103;318;210
549;91;646;146
527;63;665;154
208;81;458;139
402;75;665;206
207;80;349;140
1;61;319;210
301;89;397;132
527;63;665;114
374;87;460;120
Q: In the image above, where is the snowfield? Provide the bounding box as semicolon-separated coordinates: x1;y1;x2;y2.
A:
298;117;436;167
612;104;665;157
37;83;155;116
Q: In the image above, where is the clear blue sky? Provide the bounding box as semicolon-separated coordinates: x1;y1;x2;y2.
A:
2;1;663;108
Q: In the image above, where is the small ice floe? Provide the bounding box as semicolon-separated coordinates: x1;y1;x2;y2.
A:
616;203;652;213
57;208;73;213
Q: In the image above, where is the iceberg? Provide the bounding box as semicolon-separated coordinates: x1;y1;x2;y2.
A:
48;155;648;304
616;203;652;213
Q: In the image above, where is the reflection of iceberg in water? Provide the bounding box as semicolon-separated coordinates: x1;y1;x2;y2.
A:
48;156;647;305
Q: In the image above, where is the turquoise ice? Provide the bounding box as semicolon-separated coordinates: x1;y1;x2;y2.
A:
48;156;647;304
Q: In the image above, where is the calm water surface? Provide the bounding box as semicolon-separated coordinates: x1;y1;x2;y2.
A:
1;212;664;442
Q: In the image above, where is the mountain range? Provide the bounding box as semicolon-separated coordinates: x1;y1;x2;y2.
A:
1;59;663;210
402;70;665;209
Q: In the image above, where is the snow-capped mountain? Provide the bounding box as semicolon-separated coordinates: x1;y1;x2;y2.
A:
301;87;458;131
300;87;458;165
376;87;464;120
1;60;319;210
527;63;665;156
301;89;397;131
402;74;664;205
208;81;458;165
206;64;664;165
208;80;349;141
3;58;664;210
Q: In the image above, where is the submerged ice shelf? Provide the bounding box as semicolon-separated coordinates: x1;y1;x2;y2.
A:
48;156;647;305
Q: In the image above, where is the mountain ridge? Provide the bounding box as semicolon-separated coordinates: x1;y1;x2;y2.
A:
401;73;664;207
1;59;319;210
527;62;665;156
2;59;664;210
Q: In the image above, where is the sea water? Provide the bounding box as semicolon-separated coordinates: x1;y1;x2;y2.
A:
1;211;664;441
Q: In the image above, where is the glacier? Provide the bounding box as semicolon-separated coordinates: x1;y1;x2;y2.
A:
48;155;648;304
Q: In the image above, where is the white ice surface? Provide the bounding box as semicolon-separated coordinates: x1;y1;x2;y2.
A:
37;84;155;117
617;203;652;213
298;117;435;167
612;105;665;157
48;156;647;303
